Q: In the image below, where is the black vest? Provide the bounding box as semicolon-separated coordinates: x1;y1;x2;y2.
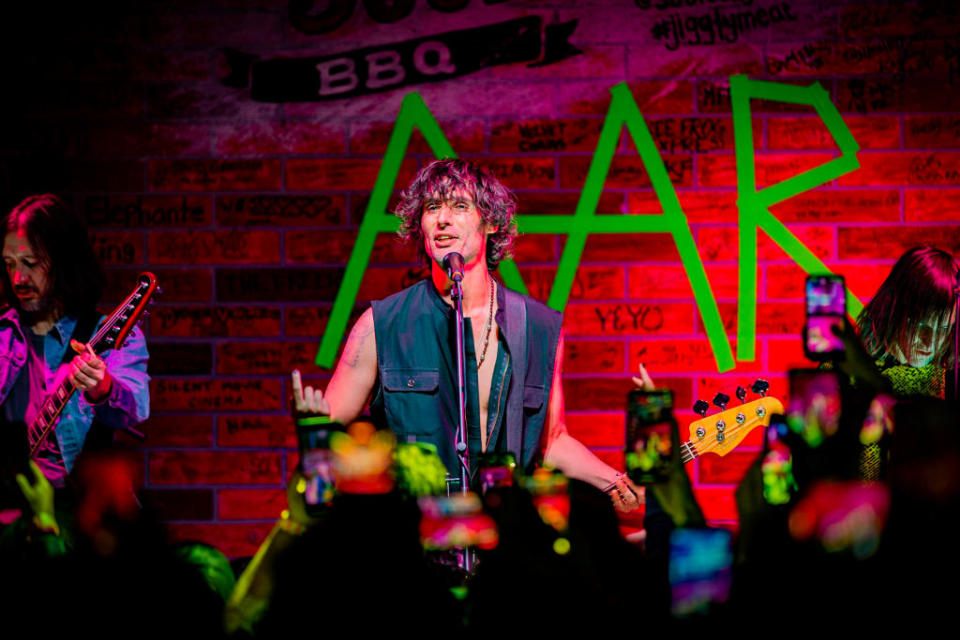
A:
369;279;562;475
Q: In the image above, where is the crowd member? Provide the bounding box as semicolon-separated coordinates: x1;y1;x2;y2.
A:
0;194;150;491
291;159;641;511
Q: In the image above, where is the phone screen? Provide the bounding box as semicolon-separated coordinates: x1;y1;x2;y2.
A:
297;418;340;514
477;452;517;495
804;275;846;361
762;416;796;505
626;389;674;485
669;528;733;617
418;493;498;550
787;369;841;448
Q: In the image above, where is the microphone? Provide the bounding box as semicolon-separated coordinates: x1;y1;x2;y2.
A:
442;252;465;282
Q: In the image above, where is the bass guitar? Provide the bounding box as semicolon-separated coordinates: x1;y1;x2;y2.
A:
680;381;783;464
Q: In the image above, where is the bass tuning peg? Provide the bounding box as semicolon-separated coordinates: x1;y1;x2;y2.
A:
736;386;747;403
751;379;770;397
713;392;730;411
693;399;709;418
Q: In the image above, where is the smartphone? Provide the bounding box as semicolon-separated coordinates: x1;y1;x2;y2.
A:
296;416;342;515
477;452;517;495
787;369;841;448
523;467;571;532
669;528;733;617
418;493;498;551
804;274;846;361
625;389;675;485
762;415;796;505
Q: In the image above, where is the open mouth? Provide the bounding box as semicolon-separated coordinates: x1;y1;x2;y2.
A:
434;234;458;245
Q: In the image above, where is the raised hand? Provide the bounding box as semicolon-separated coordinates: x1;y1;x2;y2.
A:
631;362;655;391
290;369;330;417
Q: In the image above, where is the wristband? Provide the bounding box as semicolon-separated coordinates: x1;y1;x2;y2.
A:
296;416;334;427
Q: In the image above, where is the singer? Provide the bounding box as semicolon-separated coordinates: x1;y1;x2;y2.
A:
292;159;641;511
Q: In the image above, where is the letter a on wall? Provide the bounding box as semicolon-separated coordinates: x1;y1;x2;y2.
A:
315;85;736;372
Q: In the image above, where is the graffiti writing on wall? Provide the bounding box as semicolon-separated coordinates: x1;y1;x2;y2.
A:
315;76;864;373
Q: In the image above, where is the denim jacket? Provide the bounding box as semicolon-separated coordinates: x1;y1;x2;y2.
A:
0;306;150;473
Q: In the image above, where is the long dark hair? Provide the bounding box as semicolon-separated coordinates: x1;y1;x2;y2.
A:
2;194;104;316
857;245;959;366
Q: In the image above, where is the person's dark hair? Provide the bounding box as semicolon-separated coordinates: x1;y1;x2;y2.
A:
395;158;518;271
2;194;104;315
857;245;959;366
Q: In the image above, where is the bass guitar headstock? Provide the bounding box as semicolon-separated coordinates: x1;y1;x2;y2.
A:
685;380;783;460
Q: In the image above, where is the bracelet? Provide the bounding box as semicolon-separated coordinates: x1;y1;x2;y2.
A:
601;472;625;493
296;416;334;427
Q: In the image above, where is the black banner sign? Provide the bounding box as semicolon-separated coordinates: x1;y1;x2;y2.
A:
224;17;579;102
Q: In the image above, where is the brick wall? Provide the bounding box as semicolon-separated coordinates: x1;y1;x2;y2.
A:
1;0;958;555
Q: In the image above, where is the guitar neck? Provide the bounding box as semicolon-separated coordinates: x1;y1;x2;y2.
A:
36;379;77;429
679;440;697;464
28;378;79;455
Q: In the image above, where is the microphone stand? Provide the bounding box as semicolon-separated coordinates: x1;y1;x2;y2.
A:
449;274;473;574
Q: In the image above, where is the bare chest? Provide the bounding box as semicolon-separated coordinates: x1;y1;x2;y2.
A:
468;313;500;450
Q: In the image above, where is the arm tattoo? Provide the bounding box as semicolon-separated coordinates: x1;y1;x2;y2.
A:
342;320;374;368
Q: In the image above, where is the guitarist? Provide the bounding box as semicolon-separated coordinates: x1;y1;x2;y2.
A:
0;194;149;492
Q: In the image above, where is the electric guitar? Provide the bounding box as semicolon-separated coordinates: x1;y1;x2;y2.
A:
27;272;157;457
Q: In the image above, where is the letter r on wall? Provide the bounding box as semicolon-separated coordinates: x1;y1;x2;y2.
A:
730;75;863;362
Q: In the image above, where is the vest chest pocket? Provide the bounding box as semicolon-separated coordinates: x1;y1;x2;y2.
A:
523;383;544;413
382;368;441;436
383;368;439;393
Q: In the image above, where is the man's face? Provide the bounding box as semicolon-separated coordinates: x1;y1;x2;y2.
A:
3;229;52;314
420;189;494;270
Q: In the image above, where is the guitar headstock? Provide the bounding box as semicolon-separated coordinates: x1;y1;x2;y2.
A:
686;381;784;459
95;272;158;353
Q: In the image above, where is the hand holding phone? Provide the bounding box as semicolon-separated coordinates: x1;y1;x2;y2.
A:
804;275;846;361
625;389;675;485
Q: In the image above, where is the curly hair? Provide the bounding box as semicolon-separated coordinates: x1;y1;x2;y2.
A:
395;158;518;271
857;245;959;366
2;194;104;315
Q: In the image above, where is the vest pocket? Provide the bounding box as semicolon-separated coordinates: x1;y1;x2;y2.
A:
523;383;544;413
382;368;440;393
382;368;441;437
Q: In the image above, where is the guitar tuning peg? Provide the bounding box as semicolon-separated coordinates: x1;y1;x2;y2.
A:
736;386;747;403
693;399;710;417
751;379;770;397
713;392;730;411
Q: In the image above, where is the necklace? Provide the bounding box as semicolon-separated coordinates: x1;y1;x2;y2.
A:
478;278;495;367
